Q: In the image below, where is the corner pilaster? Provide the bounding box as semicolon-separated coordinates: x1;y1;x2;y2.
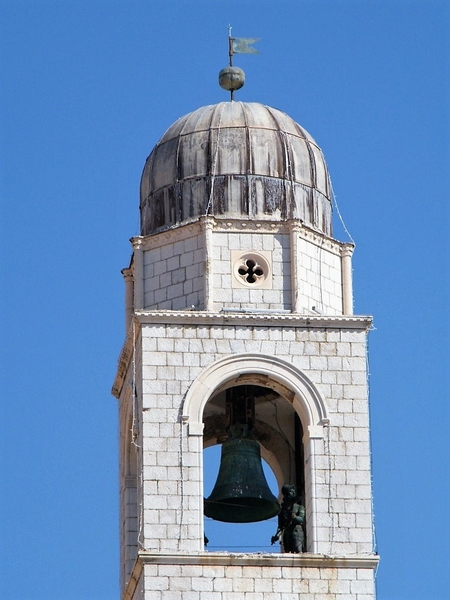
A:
341;243;355;315
131;237;145;310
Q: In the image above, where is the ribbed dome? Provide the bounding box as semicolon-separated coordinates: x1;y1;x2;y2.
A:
140;102;332;236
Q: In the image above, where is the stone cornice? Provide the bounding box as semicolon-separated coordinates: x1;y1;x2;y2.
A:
140;550;379;568
134;310;372;329
131;236;146;251
123;551;379;600
111;320;139;399
129;216;351;255
121;266;133;282
130;220;203;251
111;312;372;399
112;337;132;399
291;221;346;255
340;242;355;258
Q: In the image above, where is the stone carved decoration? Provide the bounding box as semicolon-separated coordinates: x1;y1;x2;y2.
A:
231;250;272;289
271;484;305;553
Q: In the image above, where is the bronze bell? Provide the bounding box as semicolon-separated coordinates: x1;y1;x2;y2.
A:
204;431;280;523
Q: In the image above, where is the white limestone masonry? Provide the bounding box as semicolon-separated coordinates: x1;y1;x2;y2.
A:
115;310;378;599
137;322;372;554
115;99;377;600
131;219;352;316
124;554;378;600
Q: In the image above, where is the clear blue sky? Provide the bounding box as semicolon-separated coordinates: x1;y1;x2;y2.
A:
1;2;449;599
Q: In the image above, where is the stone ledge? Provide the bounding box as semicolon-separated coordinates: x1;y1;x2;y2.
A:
135;310;373;329
132;217;349;255
138;550;379;569
124;551;379;600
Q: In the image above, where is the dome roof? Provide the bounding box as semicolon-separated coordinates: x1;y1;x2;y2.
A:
140;101;332;236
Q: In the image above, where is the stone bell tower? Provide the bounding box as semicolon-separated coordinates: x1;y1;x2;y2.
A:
112;67;379;599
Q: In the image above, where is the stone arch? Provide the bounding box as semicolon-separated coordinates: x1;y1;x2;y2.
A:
182;353;329;441
184;353;328;553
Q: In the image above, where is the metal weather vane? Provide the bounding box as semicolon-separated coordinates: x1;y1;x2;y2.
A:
228;25;260;66
219;26;260;100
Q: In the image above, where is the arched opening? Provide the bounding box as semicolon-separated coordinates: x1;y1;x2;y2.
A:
182;353;328;553
202;383;305;552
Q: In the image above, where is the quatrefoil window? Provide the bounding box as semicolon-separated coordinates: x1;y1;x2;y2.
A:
238;259;264;284
231;251;272;289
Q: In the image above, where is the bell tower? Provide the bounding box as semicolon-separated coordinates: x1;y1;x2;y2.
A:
113;69;379;599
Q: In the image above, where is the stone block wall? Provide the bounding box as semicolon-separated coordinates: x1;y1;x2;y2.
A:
296;235;342;314
211;230;291;311
136;219;347;316
139;561;376;600
135;319;373;557
143;228;206;311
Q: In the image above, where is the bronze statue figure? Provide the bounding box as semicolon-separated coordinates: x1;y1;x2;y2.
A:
271;484;305;553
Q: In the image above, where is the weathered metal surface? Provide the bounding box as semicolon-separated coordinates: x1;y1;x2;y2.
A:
219;66;245;91
140;102;332;236
204;437;280;523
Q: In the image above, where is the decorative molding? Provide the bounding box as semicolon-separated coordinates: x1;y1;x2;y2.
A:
200;215;216;231
131;220;204;251
215;218;344;255
130;236;146;251
111;321;139;399
219;219;286;234
135;310;372;329
121;266;133;282
130;216;350;255
340;242;355;258
112;336;132;399
140;550;379;569
182;353;329;439
231;250;272;289
289;220;343;255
